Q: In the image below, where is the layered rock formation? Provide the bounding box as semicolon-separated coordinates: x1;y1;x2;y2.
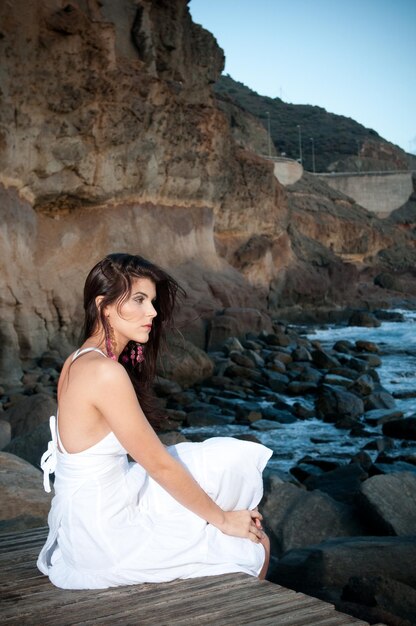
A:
0;0;289;383
1;0;415;385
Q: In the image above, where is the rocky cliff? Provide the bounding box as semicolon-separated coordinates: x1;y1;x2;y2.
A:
1;0;415;385
0;0;290;383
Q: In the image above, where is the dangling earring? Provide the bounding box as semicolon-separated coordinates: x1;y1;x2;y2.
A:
105;316;117;361
130;342;145;366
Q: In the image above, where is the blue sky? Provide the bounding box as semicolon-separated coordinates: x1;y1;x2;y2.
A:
189;0;416;154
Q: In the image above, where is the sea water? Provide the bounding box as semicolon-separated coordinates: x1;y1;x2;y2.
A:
182;310;416;474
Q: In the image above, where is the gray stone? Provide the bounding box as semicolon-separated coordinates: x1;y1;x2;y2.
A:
250;419;283;431
262;480;364;557
185;411;234;427
265;332;292;348
323;374;352;388
287;381;318;395
224;363;263;382
242;349;264;368
365;390;396;411
264;370;290;393
304;463;368;504
269;536;416;592
333;340;355;354
262;407;297;424
358;472;416;535
355;340;380;354
341;575;416;626
223;337;244;353
153;377;183;397
349;311;381;328
383;416;416;441
229;351;256;369
291;346;312;362
316;386;364;423
364;408;404;425
311;349;340;370
351;374;375;396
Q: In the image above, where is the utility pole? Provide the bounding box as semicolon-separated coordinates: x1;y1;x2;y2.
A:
266;111;271;157
310;137;315;173
297;124;303;164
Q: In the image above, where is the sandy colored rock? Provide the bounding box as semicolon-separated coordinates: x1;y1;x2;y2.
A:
0;419;11;450
158;335;214;387
6;393;57;438
0;452;51;530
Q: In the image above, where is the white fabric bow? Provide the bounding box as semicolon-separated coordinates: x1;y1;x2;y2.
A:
40;415;58;493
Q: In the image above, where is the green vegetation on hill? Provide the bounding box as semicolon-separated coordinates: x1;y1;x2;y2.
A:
215;75;395;172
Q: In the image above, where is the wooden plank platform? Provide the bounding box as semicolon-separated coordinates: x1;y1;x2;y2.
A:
0;527;383;626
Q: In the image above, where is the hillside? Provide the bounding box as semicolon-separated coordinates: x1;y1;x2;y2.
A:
215;75;414;173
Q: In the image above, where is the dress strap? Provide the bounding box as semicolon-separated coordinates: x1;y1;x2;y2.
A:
72;347;107;362
40;416;58;493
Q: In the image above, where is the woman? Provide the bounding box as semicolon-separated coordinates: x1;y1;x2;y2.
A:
38;253;272;589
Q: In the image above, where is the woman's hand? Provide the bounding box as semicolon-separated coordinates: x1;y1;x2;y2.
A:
215;509;264;543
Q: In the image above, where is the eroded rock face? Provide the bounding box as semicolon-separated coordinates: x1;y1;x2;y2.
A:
0;0;287;383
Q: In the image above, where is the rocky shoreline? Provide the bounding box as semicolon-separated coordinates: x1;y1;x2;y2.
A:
1;309;416;625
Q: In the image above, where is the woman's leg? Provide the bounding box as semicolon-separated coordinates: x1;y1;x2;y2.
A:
258;532;270;580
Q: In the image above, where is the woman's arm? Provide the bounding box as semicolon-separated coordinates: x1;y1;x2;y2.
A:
93;361;263;542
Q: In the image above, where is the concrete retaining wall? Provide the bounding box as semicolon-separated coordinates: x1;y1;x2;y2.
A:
316;171;413;217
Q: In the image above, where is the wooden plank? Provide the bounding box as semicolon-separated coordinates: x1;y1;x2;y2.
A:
0;528;381;626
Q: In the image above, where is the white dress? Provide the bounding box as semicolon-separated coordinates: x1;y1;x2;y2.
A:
37;348;273;590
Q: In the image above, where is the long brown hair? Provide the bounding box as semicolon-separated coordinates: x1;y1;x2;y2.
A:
82;253;184;428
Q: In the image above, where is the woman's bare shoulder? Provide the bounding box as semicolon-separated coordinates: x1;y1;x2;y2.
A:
62;349;130;387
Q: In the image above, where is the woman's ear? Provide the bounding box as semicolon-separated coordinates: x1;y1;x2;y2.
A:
95;295;106;314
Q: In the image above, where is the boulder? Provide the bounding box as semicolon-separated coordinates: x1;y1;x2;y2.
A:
229;351;256;369
250;419;283;431
358;472;416;535
158;431;189;446
350;375;374;396
185;411;235;427
333;340;355;354
264;332;293;348
207;309;272;351
355;340;380;354
5;393;57;438
383;416;416;441
287;381;318;395
262;479;365;557
268;536;416;592
261;407;296;424
364;408;404;425
291;346;312;362
153;377;183;397
365;390;396;410
158;336;214;387
4;421;51;468
311;349;340;370
263;370;290;393
316;386;364;423
0;452;51;531
341;575;416;626
304;463;368;504
0;419;11;450
349;311;381;328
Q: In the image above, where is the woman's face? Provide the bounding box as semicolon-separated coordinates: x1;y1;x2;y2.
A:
105;277;157;349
